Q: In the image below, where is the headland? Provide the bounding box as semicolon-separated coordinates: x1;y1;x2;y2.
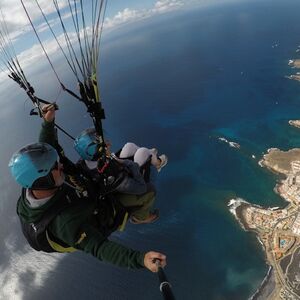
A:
287;59;300;82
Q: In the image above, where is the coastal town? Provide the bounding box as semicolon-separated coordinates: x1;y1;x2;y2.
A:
228;58;300;300
229;143;300;299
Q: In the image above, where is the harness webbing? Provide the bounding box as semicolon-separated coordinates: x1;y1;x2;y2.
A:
46;231;77;253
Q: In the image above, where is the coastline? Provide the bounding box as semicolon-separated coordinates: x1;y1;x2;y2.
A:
229;199;282;300
228;143;300;299
287;59;300;82
250;267;275;300
228;200;274;300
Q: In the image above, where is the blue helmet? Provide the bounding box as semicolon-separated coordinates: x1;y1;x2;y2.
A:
74;128;101;161
8;143;58;188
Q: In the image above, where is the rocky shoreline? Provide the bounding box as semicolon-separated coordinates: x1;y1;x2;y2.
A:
289;120;300;129
228;144;300;299
228;199;280;299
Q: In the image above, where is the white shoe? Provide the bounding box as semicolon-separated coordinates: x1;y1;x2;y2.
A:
157;154;168;172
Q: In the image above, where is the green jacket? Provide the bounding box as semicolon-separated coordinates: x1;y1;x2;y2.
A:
39;120;58;148
17;120;145;269
17;185;145;268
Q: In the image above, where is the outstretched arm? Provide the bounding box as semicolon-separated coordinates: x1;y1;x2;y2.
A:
50;219;166;272
78;227;167;272
38;104;60;151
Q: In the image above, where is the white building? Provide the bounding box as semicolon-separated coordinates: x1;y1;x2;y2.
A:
291;161;300;173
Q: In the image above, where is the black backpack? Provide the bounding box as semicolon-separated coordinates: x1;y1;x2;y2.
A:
17;187;83;253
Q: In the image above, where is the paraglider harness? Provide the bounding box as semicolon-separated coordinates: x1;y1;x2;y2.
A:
17;173;131;253
17;186;81;253
15;131;125;253
16;137;154;253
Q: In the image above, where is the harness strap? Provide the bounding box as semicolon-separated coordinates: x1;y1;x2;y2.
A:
46;230;77;253
118;212;129;232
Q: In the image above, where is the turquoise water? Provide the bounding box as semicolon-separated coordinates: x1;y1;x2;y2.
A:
3;0;300;299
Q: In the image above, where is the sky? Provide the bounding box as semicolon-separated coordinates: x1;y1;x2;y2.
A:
0;0;189;84
0;0;248;79
0;0;253;112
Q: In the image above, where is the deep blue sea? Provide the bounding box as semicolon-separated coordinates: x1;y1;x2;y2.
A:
3;0;300;299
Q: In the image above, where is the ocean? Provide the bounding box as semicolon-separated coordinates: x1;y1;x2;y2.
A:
2;0;300;299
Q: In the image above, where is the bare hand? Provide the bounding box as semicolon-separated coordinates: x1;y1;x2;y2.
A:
144;251;167;272
105;140;112;156
42;104;56;122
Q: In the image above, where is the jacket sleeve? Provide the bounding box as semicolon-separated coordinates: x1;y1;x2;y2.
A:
77;223;145;269
39;120;58;148
50;219;145;269
116;160;147;195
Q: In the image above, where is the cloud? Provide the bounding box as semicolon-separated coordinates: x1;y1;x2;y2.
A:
0;0;189;82
0;0;244;80
4;0;186;57
0;25;97;84
1;235;63;300
153;0;184;12
15;30;78;68
0;0;69;26
104;0;184;30
0;0;69;40
36;10;75;34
